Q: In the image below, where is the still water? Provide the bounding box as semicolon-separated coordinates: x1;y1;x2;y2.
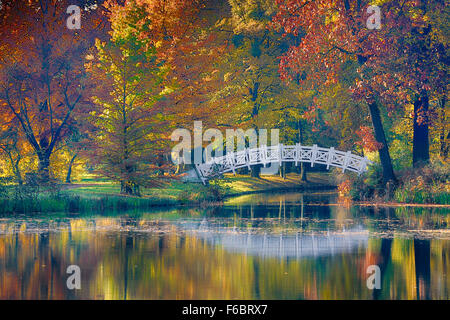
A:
0;192;449;300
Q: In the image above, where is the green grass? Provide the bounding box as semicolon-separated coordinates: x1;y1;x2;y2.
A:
394;188;450;205
0;192;180;215
216;172;334;196
0;172;335;214
66;172;335;202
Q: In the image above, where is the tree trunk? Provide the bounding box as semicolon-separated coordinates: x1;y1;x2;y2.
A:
38;153;51;184
121;181;132;195
65;154;77;184
121;181;140;196
439;95;447;159
372;237;392;300
413;90;430;167
367;99;397;184
249;82;261;179
300;163;307;182
4;149;22;185
251;164;261;178
279;162;286;179
297;119;307;182
13;157;23;185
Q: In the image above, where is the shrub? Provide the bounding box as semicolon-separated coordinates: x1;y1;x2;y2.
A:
176;183;225;204
344;160;450;204
334;164;385;201
392;160;450;204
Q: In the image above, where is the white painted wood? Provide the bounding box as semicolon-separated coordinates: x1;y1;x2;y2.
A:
342;151;352;173
327;147;334;169
310;144;318;167
295;143;300;166
279;144;283;164
261;145;267;167
193;144;373;184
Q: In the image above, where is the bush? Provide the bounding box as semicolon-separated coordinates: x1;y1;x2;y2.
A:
334;164;385;201
177;183;225;204
393;160;450;204
0;177;7;198
343;160;450;204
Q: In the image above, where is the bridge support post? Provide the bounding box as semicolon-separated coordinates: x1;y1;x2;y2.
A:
245;149;251;170
279;144;283;165
227;153;236;174
358;157;368;175
310;144;318;167
194;164;207;185
295;143;300;166
327;147;334;169
261;145;267;167
342;151;352;173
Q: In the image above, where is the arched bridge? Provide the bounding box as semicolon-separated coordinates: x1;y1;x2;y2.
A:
187;144;373;184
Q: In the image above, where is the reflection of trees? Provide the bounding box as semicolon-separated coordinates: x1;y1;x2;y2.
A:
0;216;449;299
414;239;431;300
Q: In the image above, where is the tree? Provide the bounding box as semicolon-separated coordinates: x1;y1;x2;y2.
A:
86;2;169;195
377;0;448;167
62;126;87;184
0;123;25;185
0;0;106;184
104;0;230;177
272;0;399;184
111;0;229;128
212;0;301;177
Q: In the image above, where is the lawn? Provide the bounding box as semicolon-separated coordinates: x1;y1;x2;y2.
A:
67;172;335;199
0;172;336;214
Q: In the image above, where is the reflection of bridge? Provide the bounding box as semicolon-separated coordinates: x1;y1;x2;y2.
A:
188;144;372;184
182;221;368;259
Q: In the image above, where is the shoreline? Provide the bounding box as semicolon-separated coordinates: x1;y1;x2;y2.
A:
1;172;448;214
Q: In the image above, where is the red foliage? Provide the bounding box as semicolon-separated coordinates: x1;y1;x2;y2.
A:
356;126;383;152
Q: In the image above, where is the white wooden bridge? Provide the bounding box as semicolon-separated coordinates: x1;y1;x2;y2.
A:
189;144;372;184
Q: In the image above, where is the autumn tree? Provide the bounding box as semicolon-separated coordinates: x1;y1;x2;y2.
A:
86;2;169;195
113;0;229;128
0;0;106;184
211;0;303;177
61;126;87;184
371;0;448;167
101;0;231;178
272;0;401;185
0;122;25;185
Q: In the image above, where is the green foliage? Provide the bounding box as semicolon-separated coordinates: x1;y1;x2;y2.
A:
393;160;450;204
177;182;226;204
348;160;450;204
86;7;170;194
0;191;180;215
0;177;8;198
346;164;385;201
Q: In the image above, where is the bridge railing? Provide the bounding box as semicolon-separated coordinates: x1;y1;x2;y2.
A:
194;144;372;184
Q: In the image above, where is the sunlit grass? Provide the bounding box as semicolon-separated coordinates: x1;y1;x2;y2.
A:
0;173;336;214
217;172;334;195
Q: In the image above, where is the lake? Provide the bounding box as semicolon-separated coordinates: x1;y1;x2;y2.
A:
0;191;449;299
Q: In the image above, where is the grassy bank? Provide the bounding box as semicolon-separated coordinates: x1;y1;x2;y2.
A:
341;160;450;205
0;173;334;214
217;172;335;196
0;193;180;215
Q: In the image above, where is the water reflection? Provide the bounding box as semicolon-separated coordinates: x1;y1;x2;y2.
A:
0;192;449;300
